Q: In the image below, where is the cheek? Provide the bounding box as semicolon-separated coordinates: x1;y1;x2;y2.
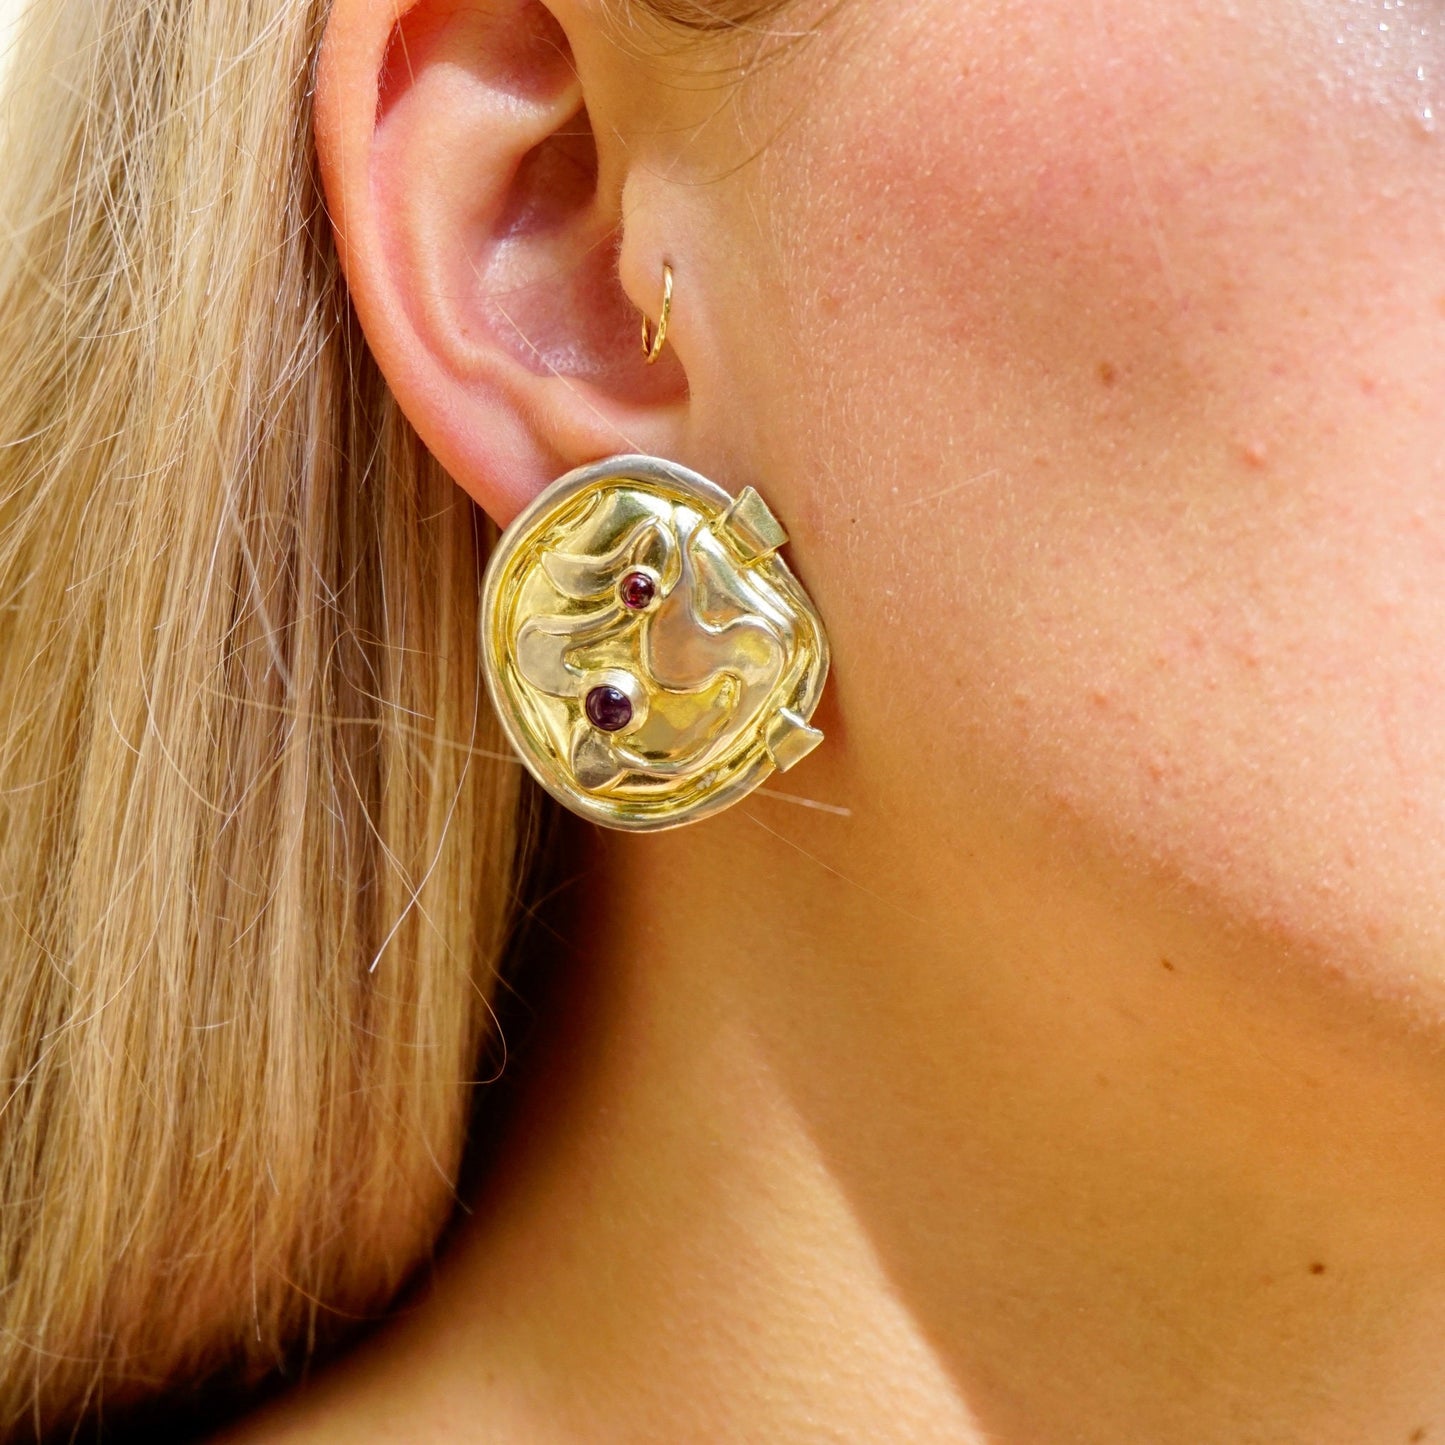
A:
697;1;1445;970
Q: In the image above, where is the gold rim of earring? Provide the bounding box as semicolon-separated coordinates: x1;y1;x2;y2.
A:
640;262;673;364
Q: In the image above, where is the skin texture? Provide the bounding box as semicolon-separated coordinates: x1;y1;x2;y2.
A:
237;0;1445;1440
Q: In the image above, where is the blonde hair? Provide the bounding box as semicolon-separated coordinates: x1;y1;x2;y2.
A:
0;0;777;1433
620;0;793;28
0;0;529;1431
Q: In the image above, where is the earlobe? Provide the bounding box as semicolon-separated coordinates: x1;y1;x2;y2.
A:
314;0;687;524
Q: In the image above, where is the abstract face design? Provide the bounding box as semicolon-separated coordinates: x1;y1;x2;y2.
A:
482;456;830;830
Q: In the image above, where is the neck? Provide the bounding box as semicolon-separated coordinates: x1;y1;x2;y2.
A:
243;796;1445;1445
430;809;982;1440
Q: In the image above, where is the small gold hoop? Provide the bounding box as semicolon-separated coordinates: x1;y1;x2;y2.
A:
640;262;673;364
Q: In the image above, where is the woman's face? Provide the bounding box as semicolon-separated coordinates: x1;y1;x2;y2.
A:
588;0;1445;1003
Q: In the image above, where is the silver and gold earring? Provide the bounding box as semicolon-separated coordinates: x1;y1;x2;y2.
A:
480;452;831;831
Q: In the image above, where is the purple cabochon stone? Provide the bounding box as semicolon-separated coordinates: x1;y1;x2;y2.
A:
619;571;657;610
585;684;633;732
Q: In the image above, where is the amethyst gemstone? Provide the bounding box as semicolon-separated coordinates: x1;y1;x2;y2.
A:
585;684;633;733
619;570;656;611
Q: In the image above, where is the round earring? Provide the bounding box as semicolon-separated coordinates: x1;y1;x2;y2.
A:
481;454;830;831
641;262;673;364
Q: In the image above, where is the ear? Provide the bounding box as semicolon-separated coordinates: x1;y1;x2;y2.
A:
314;0;688;525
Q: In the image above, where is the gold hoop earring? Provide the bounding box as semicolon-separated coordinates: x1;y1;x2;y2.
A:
481;454;830;831
640;262;673;364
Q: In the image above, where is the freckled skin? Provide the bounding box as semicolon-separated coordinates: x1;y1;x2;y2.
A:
557;4;1445;1439
612;0;1445;985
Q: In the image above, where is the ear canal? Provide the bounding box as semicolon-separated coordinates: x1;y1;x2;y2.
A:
479;104;680;403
